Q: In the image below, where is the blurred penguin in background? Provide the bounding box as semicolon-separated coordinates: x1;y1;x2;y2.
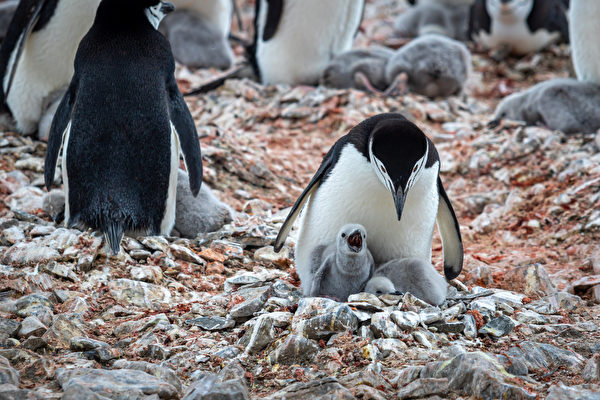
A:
397;0;474;40
569;0;600;84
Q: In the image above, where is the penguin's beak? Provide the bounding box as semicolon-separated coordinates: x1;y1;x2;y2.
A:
392;186;406;221
161;2;175;14
347;231;363;253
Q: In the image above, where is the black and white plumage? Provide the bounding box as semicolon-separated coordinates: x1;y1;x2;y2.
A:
395;0;473;40
0;1;18;40
468;0;569;56
274;113;463;295
308;224;374;301
491;78;600;135
249;0;365;85
44;0;203;255
386;34;471;98
364;258;448;306
570;0;600;84
0;0;101;136
160;0;234;69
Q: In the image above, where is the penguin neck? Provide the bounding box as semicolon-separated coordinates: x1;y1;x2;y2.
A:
334;251;370;278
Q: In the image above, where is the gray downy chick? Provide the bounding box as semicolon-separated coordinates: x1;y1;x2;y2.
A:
396;1;473;40
174;169;233;238
364;257;448;305
320;47;394;93
308;224;374;302
491;78;600;135
386;34;471;98
160;10;233;69
42;189;66;223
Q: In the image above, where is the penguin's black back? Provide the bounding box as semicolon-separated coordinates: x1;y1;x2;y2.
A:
65;5;176;234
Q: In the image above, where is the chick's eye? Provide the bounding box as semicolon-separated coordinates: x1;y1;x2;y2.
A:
341;233;346;238
376;290;382;294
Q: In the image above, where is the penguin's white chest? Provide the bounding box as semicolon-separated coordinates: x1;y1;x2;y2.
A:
295;146;439;291
5;0;101;133
477;18;559;55
256;0;363;85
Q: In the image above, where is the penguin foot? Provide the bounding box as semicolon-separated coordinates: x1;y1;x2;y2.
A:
383;73;408;97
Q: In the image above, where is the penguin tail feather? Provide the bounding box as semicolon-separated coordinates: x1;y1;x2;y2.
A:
104;221;124;256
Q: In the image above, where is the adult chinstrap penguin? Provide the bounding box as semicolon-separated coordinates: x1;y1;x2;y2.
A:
274;113;463;295
44;0;203;255
248;0;365;85
569;0;600;84
468;0;569;57
0;0;101;137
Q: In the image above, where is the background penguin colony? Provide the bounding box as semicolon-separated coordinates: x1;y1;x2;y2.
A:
0;0;598;346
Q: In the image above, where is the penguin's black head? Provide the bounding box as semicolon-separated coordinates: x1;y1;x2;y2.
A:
97;0;174;29
369;118;429;221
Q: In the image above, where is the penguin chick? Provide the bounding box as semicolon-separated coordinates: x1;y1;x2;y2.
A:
492;78;600;135
569;0;600;84
386;34;471;98
174;169;233;238
160;7;233;69
366;257;448;306
44;0;203;255
468;0;569;56
309;224;374;301
42;189;65;223
363;276;396;296
320;47;394;93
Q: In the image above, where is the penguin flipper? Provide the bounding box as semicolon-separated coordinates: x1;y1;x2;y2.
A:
436;177;463;280
168;78;202;197
273;142;339;252
44;86;73;191
0;0;48;103
262;0;283;42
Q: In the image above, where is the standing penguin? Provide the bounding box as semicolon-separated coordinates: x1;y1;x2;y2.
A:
0;0;102;136
274;113;463;295
569;0;600;84
468;0;569;57
249;0;365;85
44;0;203;255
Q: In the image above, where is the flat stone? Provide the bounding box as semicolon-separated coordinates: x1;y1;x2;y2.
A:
429;320;465;334
397;378;449;399
185;316;235;331
57;368;179;400
169;244;206;265
295;304;358;340
113;360;183;396
42;314;87;349
267;334;319;365
229;285;271;319
139;236;170;254
42;261;78;282
129;266;163;284
183;375;249;400
0;356;18;385
113;314;171;338
264;377;353;400
371;312;402;339
515;309;549;324
392;366;424;387
4;186;44;213
462;314;477;338
240;312;292;354
503;264;557;298
0;383;30;400
18;316;47;338
2;242;60;265
503;341;584;374
583;354;600;382
108;279;172;310
468;297;496;319
547;383;600;400
347;292;385;308
69;337;110;352
0;319;19;340
479;315;516;338
391;311;420;331
254;246;290;264
419;307;443;325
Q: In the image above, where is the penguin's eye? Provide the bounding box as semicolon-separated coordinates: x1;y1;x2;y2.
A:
380;166;386;174
341;233;346;238
413;165;418;172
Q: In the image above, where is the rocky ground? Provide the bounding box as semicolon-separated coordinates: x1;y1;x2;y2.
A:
1;1;600;399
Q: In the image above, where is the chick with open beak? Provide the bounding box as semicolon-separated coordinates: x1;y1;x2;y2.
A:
308;224;375;302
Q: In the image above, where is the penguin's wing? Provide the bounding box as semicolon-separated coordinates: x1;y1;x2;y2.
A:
527;0;569;42
0;0;51;103
167;77;203;197
273;141;341;252
436;177;463;280
262;0;283;41
467;0;490;39
44;84;74;190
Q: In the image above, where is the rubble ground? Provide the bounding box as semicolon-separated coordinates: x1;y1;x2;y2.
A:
0;1;599;399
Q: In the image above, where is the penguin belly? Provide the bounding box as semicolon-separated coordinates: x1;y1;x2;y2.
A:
295;145;439;293
4;0;100;134
570;1;600;84
256;0;363;85
477;20;559;55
